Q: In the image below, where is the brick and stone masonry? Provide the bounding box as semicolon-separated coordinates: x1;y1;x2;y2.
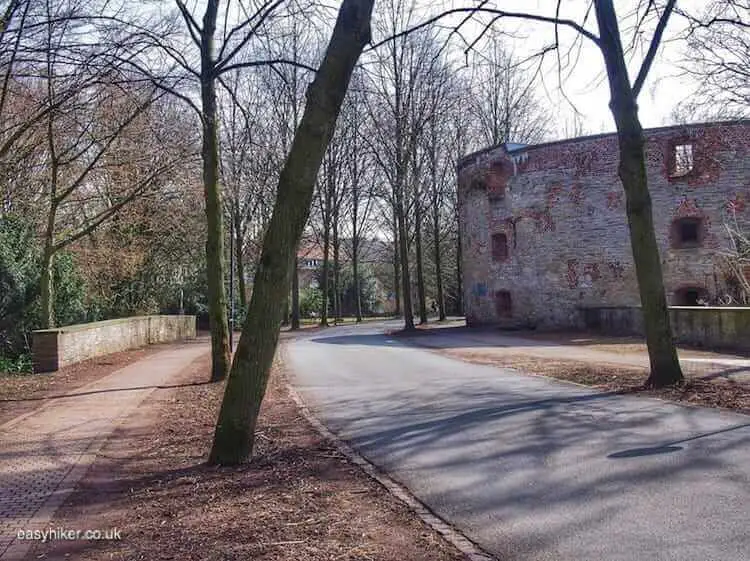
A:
457;120;750;329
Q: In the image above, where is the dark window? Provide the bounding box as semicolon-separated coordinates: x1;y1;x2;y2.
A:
495;291;512;316
672;217;702;248
491;233;509;261
674;287;707;306
670;143;694;177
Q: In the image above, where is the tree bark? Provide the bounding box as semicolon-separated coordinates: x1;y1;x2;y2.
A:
320;215;330;326
433;202;446;321
40;194;57;329
393;225;401;316
234;209;247;310
39;241;55;329
456;224;463;316
352;238;362;321
291;257;300;330
351;183;362;322
333;215;341;322
415;196;427;324
595;0;682;387
396;187;414;329
208;0;373;465
200;0;231;382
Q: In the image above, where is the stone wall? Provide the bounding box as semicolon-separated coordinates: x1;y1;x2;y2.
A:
458;120;750;329
582;306;750;352
32;315;196;372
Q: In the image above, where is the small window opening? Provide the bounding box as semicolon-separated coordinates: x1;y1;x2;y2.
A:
674;287;706;306
671;143;694;177
495;290;512;316
491;233;508;261
672;217;702;248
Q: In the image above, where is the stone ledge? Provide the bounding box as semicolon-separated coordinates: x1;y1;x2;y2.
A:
32;315;196;373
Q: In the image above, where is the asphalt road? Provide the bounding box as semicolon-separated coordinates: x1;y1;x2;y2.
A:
286;321;750;561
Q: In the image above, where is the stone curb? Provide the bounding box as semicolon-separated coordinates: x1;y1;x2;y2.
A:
285;382;496;561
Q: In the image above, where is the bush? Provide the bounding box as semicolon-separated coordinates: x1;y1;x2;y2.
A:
0;354;32;375
0;215;87;358
0;216;39;356
300;287;324;318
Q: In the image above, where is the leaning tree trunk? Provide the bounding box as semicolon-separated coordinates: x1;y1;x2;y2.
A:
595;0;682;387
208;0;374;465
200;1;231;382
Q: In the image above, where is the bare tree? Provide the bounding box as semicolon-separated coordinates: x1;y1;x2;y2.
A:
381;1;686;386
126;0;317;380
364;0;448;330
677;0;749;119
721;209;750;304
468;31;550;146
2;0;188;328
341;77;378;322
209;0;374;465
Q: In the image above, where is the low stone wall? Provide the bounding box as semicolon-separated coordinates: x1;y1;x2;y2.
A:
581;306;750;352
32;315;196;372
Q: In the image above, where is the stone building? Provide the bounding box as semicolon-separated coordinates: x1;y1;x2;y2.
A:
458;120;750;328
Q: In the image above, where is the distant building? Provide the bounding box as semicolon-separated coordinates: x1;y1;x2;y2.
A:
458;120;750;328
296;241;325;289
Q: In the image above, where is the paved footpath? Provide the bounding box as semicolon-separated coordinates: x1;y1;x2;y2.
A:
288;321;750;561
0;340;209;561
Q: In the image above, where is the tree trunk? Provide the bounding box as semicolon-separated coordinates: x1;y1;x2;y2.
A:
595;0;682;387
415;198;427;324
353;242;362;321
433;203;446;321
234;210;247;310
291;257;300;330
352;187;362;322
333;217;341;322
40;244;55;330
281;290;290;325
456;225;463;316
40;197;56;329
396;187;414;330
393;227;401;315
320;221;330;326
200;0;230;382
208;0;373;466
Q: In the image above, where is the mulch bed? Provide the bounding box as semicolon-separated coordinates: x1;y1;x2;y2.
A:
25;351;466;561
431;350;750;415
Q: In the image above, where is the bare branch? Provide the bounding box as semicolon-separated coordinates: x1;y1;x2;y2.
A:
632;0;677;98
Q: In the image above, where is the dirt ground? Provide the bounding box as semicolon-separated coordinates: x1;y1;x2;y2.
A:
431;347;750;415
498;329;750;360
0;346;160;426
24;350;466;561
